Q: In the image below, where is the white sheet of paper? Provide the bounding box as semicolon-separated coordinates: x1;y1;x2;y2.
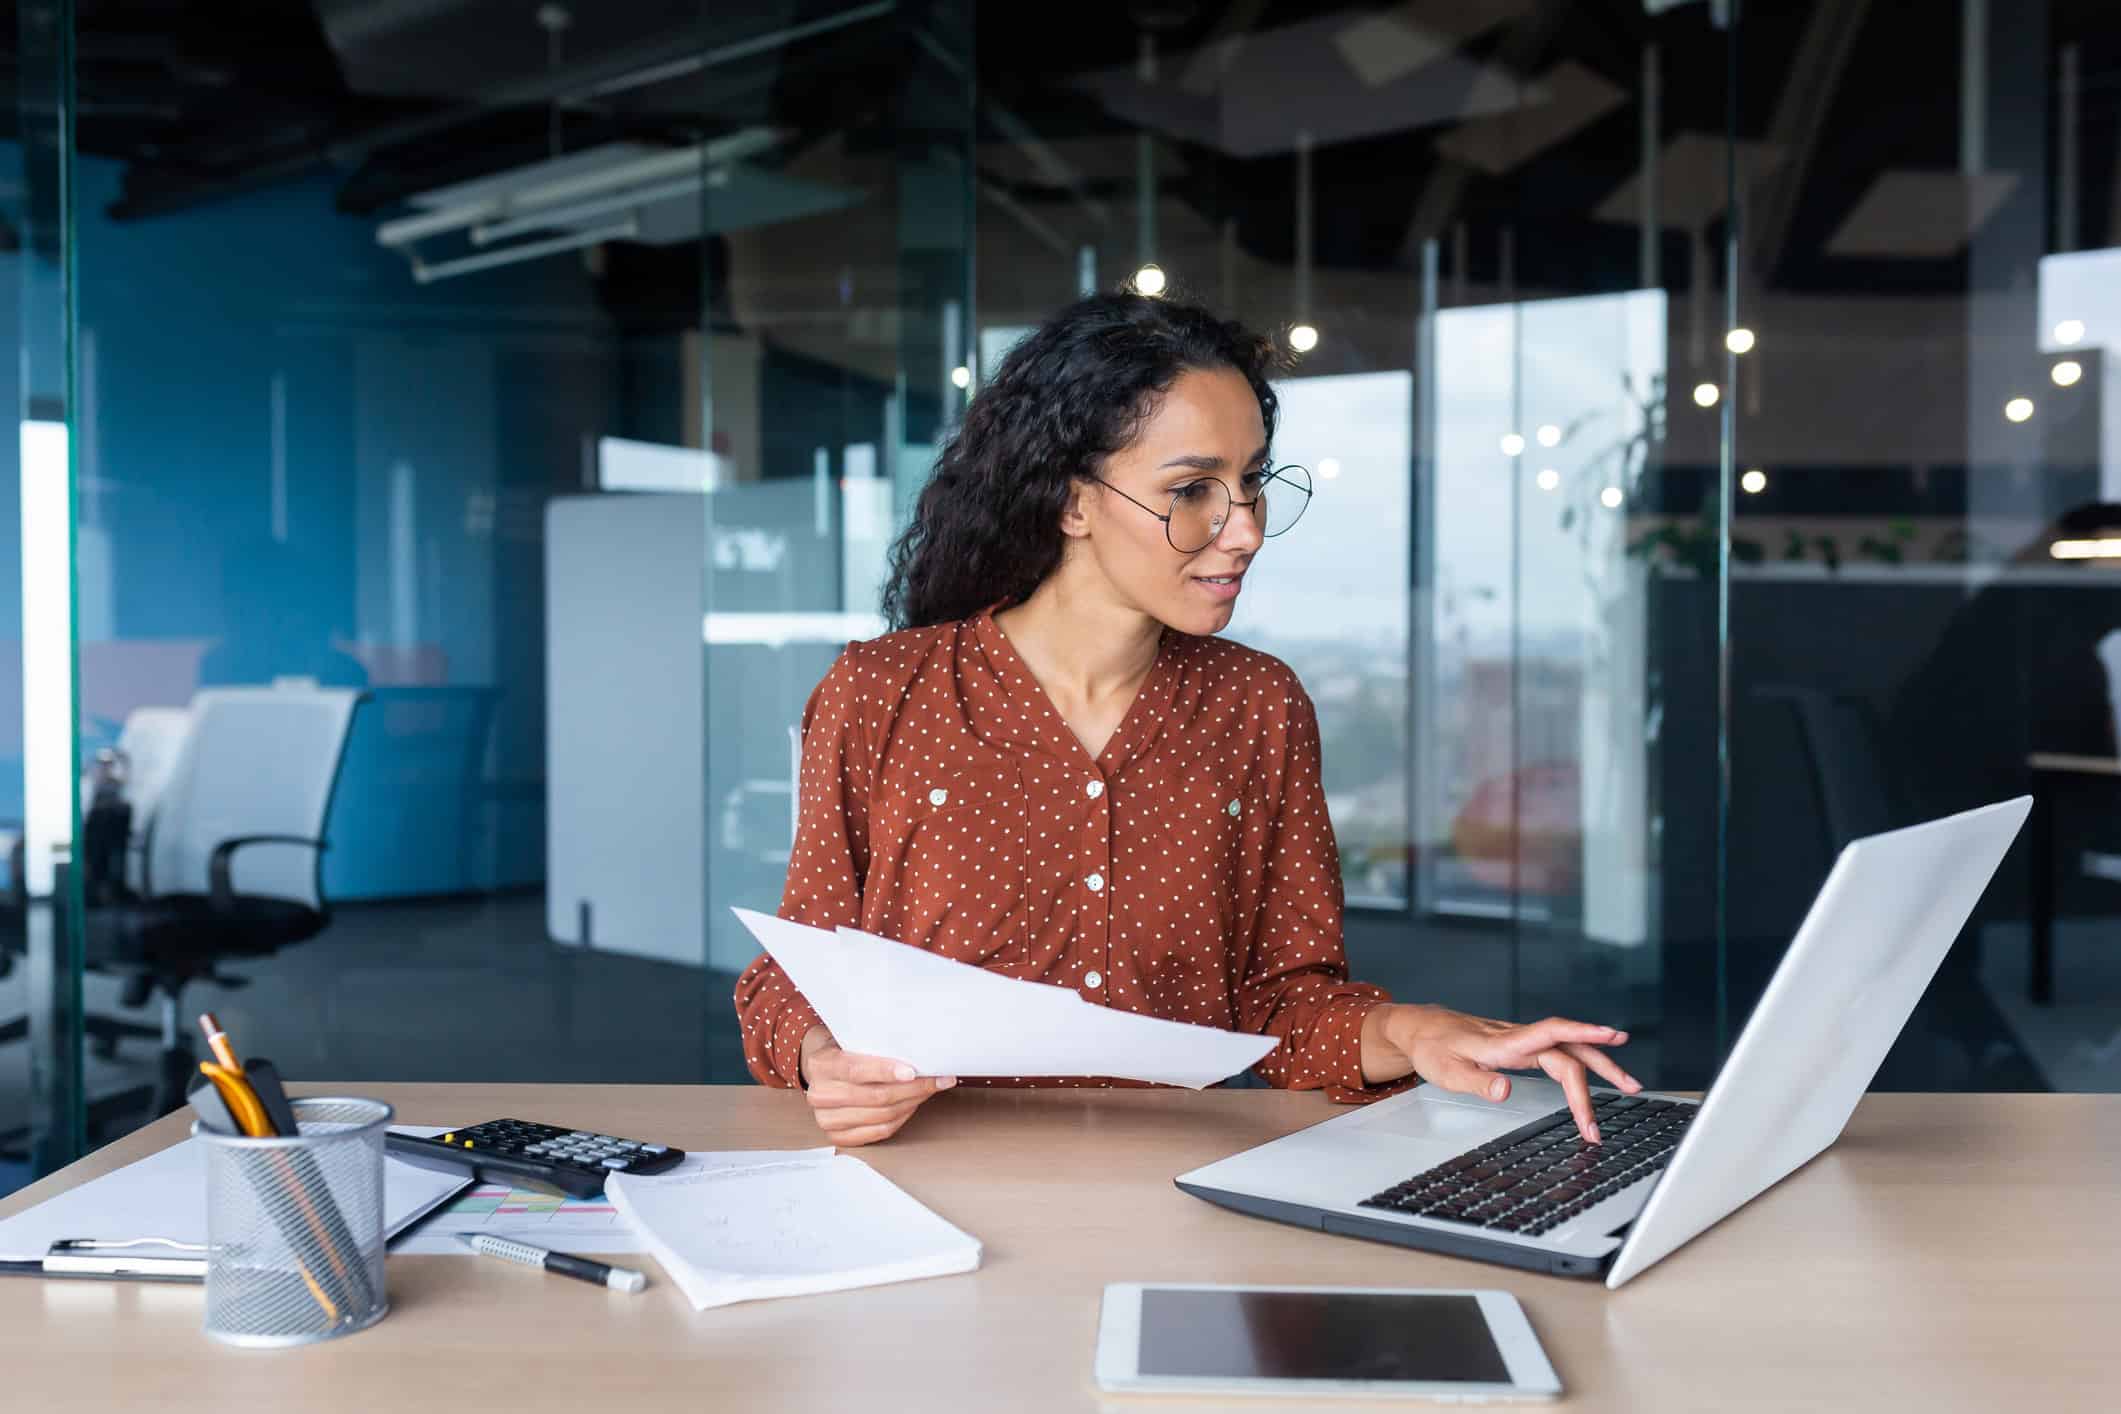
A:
733;908;1277;1087
605;1150;980;1310
388;1142;834;1256
0;1128;469;1261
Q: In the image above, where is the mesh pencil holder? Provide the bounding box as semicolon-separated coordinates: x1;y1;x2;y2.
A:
197;1096;393;1348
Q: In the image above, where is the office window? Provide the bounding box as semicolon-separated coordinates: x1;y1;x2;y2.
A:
1424;291;1665;947
1228;372;1412;907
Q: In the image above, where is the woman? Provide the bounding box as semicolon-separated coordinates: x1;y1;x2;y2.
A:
734;292;1638;1146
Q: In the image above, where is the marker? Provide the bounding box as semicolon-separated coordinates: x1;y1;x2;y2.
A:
458;1233;647;1293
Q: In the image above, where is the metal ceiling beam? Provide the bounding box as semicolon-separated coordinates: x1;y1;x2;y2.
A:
1744;0;1872;289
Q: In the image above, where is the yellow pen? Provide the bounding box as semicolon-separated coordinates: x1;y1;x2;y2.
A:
197;1061;273;1138
198;1012;244;1075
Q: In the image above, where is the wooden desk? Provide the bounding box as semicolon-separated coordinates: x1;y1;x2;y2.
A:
2;1086;2114;1411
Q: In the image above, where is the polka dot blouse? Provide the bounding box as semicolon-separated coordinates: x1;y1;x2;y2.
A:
732;609;1407;1102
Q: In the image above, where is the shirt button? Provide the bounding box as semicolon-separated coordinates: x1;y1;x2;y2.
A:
1086;872;1105;893
1085;779;1105;799
1084;970;1103;989
929;788;949;806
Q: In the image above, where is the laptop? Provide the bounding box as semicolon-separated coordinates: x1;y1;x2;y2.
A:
1176;797;2030;1288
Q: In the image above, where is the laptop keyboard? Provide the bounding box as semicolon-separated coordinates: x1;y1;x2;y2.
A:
1358;1094;1697;1237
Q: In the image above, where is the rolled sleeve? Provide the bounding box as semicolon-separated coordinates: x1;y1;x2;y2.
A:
1235;680;1416;1104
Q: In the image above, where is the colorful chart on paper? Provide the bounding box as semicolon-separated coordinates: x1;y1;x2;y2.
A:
392;1181;639;1255
446;1184;622;1221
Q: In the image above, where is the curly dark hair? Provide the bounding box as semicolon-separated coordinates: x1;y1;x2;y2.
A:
880;292;1284;629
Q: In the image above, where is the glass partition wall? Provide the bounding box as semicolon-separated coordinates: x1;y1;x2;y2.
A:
968;2;1733;1082
1721;0;2117;1090
5;0;981;1186
2;0;82;1187
13;0;2118;1184
689;2;976;983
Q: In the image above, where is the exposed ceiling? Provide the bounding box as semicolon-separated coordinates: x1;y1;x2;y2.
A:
27;0;2121;304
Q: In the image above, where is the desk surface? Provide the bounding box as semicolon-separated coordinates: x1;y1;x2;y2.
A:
2;1086;2114;1411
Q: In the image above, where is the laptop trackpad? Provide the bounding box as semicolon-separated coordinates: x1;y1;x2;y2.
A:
1350;1097;1514;1143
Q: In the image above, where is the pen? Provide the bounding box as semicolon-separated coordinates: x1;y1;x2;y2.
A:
194;1014;375;1321
1;1239;208;1282
457;1233;648;1293
199;1011;243;1074
197;1061;273;1137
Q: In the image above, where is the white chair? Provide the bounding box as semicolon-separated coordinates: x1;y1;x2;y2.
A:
141;688;358;905
90;685;361;1115
117;706;190;823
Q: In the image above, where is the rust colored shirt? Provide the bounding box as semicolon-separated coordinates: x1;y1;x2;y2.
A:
733;610;1402;1101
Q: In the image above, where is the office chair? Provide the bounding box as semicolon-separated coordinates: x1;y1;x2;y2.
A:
326;685;499;896
0;832;22;1049
0;704;187;1063
86;685;362;1120
1752;682;2037;1084
1753;685;1902;852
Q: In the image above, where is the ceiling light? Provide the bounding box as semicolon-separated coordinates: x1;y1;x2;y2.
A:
1132;263;1167;296
2004;397;2035;423
1535;424;1561;447
950;365;971;389
1535;468;1560;492
2054;319;2086;346
413;216;636;285
1725;327;1756;354
1600;486;1624;509
1288;323;1319;353
380;130;779;251
2052;360;2083;387
2052;538;2121;560
1740;468;1767;494
1692;382;1721;408
1318;457;1342;480
1500;433;1525;456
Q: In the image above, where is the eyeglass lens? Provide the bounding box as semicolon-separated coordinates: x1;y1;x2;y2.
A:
1166;465;1312;552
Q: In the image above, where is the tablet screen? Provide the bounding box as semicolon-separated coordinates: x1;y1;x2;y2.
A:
1138;1289;1511;1383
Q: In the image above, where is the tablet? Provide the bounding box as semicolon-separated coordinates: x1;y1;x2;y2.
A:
1093;1283;1561;1401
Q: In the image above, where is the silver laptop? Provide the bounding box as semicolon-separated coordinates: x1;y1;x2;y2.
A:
1177;797;2030;1288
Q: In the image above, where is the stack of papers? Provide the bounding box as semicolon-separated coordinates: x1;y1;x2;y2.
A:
0;1131;469;1260
733;908;1278;1087
605;1149;980;1310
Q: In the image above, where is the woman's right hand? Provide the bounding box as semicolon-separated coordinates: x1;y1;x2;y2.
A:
797;1025;956;1146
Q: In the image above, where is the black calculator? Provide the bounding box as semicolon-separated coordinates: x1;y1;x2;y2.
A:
385;1119;686;1199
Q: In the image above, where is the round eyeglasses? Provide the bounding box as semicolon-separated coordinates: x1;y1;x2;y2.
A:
1095;464;1313;554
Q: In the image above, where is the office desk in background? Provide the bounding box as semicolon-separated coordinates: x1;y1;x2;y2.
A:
2027;752;2121;1005
0;1085;2113;1411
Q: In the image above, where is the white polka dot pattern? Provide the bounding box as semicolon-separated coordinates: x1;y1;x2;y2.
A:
731;609;1410;1103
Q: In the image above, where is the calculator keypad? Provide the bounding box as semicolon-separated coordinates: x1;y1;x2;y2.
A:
441;1119;684;1179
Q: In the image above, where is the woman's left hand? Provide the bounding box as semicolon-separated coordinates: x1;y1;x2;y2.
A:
1359;1004;1642;1143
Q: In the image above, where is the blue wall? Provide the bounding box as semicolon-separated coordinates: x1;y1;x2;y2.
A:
56;155;650;898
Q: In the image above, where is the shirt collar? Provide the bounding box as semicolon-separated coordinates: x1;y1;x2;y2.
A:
968;609;1184;773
